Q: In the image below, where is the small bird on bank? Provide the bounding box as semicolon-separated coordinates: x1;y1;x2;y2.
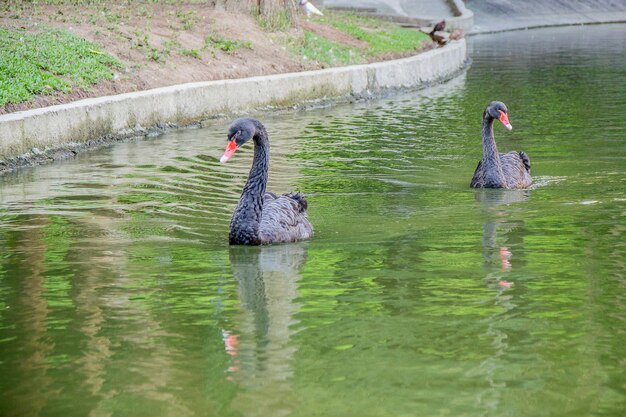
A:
430;19;446;35
422;19;449;46
299;0;323;17
424;19;463;46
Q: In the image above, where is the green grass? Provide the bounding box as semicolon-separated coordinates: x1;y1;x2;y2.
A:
292;11;429;66
0;27;121;107
174;9;199;30
256;9;292;32
296;31;360;66
0;8;430;108
180;48;201;59
205;34;251;53
322;12;429;55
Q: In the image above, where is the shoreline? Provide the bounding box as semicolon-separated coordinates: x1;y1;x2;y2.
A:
467;19;626;36
0;39;467;176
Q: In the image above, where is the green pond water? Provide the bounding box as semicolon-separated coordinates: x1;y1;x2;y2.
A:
1;24;625;417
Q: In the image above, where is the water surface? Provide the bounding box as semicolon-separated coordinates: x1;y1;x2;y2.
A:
1;24;625;417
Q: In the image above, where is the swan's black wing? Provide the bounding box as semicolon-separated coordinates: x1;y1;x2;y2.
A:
519;151;531;172
258;192;313;244
500;151;532;188
470;159;485;188
471;152;532;189
471;160;505;188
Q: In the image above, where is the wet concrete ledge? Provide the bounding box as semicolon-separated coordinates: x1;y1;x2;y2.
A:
0;39;467;175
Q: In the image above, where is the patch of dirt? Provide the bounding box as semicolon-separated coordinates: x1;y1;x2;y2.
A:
0;3;432;114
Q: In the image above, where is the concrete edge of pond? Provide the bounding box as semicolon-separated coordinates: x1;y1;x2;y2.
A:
0;39;467;176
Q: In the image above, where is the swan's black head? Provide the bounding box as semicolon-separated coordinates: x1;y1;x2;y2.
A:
485;101;512;131
220;118;259;163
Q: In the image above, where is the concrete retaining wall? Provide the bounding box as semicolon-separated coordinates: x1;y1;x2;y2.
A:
467;0;626;34
0;39;466;172
446;0;474;31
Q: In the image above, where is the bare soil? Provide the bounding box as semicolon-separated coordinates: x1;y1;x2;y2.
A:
0;3;433;114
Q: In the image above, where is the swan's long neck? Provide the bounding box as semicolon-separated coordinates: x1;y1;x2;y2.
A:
481;112;506;187
229;124;269;244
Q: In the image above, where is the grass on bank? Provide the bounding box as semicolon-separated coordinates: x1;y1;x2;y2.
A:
293;11;429;66
0;7;430;109
324;12;429;55
0;27;121;107
298;31;360;66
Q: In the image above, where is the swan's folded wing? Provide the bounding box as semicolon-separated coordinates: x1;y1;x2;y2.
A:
518;151;531;172
501;151;532;188
259;194;313;244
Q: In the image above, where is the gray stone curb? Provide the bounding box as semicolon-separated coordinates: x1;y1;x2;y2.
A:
447;0;474;32
0;39;466;175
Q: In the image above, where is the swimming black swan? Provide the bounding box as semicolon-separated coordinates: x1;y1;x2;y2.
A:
470;101;532;189
220;118;313;245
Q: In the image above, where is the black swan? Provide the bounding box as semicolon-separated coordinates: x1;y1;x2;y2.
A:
470;101;532;189
220;118;313;245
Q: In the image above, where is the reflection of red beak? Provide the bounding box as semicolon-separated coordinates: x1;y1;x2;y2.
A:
221;140;238;163
499;110;512;130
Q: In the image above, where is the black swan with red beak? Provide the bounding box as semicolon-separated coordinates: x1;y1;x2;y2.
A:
471;101;532;189
220;118;313;245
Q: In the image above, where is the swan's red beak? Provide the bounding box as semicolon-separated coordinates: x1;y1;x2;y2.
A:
499;110;513;130
220;140;238;163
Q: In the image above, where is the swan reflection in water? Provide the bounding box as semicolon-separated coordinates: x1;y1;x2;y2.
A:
476;188;530;288
222;243;309;416
474;188;530;413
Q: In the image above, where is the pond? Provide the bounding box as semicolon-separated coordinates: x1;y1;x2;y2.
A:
1;24;624;417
